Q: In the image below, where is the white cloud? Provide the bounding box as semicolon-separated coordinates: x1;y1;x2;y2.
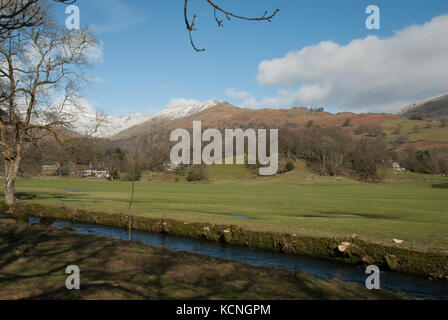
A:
241;97;259;108
255;14;448;113
225;88;252;100
87;41;104;63
54;96;97;115
166;98;202;108
85;76;105;83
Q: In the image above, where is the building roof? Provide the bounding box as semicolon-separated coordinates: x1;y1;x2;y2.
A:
42;165;58;171
84;167;108;171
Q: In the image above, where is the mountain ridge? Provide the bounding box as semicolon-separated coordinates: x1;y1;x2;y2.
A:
70;93;448;139
399;93;448;119
71;100;221;138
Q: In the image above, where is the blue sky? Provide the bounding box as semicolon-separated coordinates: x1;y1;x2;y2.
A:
54;0;448;115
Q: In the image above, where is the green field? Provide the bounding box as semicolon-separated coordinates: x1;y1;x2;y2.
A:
4;166;448;254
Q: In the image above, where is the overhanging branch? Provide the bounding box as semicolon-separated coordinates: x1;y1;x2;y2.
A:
184;0;279;52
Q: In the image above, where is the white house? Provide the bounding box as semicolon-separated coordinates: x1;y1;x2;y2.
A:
392;162;406;172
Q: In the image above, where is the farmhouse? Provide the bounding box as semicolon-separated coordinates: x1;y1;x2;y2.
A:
82;166;110;178
41;161;76;176
41;164;59;176
392;162;406;172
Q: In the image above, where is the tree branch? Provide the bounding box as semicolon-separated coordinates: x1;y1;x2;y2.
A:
184;0;279;52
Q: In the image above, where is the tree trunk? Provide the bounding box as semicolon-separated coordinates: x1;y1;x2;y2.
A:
4;157;20;214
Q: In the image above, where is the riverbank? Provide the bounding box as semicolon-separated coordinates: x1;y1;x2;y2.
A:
0;217;407;300
8;176;448;254
4;201;448;280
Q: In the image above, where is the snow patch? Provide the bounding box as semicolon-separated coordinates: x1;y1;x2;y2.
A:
399;93;448;115
153;99;220;120
70;100;221;138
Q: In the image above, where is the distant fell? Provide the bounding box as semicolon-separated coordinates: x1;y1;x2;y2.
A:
400;93;448;119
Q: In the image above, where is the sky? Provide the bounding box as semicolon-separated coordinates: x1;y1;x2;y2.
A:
53;0;448;115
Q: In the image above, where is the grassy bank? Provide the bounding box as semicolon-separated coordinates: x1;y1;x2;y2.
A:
0;217;408;300
5;201;448;280
5;174;448;254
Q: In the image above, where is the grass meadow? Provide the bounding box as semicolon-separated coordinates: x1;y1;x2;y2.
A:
5;164;448;254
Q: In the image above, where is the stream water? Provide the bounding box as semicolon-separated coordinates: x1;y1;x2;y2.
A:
16;216;447;299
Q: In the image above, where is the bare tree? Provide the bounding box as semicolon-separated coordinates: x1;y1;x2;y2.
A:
0;4;99;212
0;0;75;39
350;137;388;181
126;151;135;241
0;0;41;38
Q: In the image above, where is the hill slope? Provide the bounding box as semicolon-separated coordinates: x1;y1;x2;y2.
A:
111;101;403;142
399;93;448;119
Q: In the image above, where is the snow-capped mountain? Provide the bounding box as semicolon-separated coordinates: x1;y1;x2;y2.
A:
152;100;220;120
97;113;154;137
66;112;151;138
399;93;448;119
71;99;221;138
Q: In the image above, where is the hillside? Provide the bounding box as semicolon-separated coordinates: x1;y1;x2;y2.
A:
111;101;403;141
104;100;448;171
65;100;221;138
399;93;448;120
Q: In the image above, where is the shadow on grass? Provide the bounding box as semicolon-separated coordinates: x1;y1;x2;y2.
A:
431;183;448;189
16;192;37;200
0;223;151;299
1;190;128;204
0;220;406;300
294;212;398;220
0;192;37;200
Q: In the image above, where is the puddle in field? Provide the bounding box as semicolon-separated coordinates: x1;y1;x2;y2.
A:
226;215;249;219
56;198;111;202
202;212;251;219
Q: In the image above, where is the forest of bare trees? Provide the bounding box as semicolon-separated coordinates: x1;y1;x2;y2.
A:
279;126;389;181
